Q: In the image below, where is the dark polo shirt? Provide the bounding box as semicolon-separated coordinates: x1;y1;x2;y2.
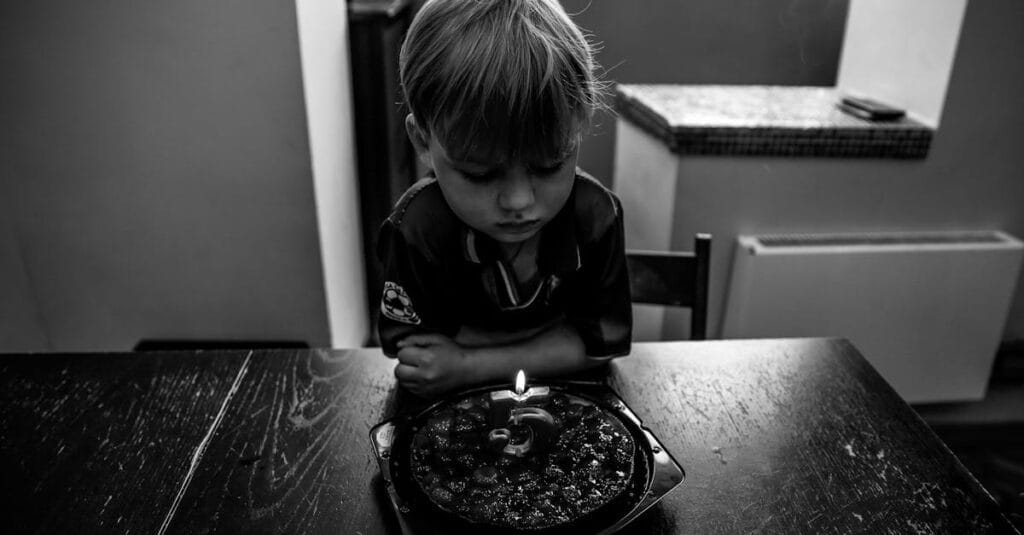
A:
376;170;631;359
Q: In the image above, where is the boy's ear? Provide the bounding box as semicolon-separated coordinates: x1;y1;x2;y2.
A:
405;114;432;169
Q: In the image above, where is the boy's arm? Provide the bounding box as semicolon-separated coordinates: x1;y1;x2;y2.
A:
394;321;602;398
377;219;460;356
461;320;601;381
565;192;632;358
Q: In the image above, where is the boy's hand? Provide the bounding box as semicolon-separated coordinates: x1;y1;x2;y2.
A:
394;334;470;398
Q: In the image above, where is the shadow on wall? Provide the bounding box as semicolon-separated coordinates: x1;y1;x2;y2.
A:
561;0;850;186
0;0;333;352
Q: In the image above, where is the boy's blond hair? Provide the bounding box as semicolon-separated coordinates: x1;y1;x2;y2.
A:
399;0;603;164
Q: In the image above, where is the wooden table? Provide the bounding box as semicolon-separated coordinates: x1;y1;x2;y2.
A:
0;339;1016;534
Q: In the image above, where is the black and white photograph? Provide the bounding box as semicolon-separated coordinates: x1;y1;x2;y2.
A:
1;0;1022;533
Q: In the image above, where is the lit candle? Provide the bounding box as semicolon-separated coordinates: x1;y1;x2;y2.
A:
488;370;550;427
487;370;558;456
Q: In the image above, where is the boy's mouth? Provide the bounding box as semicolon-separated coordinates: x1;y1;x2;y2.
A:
496;219;540;234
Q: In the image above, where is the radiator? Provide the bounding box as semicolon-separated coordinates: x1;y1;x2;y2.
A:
722;231;1024;403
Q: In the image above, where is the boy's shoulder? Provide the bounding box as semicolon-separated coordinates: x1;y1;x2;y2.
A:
571;170;623;243
386;176;446;226
383;177;461;262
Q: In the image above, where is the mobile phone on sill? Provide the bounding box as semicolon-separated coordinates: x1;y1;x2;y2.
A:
838;96;906;121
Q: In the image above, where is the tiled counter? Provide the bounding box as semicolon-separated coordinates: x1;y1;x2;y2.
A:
616;84;933;158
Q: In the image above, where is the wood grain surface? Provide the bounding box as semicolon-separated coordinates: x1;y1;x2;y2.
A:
609;339;1016;535
0;350;251;534
0;339;1017;534
161;349;401;535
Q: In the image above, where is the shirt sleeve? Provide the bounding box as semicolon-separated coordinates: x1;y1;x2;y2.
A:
566;200;632;359
376;221;460;356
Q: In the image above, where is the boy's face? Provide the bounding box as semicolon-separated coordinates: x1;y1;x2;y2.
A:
407;116;577;245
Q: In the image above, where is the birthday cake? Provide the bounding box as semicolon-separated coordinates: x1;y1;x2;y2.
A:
408;389;639;529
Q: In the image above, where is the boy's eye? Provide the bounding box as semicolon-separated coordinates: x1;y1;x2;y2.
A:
454;160;565;182
530;161;565;176
458;168;497;182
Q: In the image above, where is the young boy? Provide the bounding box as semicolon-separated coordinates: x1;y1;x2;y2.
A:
378;0;631;398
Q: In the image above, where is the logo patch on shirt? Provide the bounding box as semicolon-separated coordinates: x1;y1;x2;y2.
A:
381;281;421;325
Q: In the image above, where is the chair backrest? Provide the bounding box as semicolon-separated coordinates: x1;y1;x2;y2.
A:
626;233;712;340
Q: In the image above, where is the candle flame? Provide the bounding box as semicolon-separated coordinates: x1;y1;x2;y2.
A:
514;370;526;395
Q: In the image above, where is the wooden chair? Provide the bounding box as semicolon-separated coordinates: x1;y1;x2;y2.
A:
626;233;712;340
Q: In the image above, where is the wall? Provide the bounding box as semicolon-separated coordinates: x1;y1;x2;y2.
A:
660;0;1024;341
0;0;351;351
561;0;850;185
838;0;968;126
296;0;369;347
0;195;48;351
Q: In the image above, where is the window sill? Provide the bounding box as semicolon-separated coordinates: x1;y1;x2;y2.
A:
615;84;933;159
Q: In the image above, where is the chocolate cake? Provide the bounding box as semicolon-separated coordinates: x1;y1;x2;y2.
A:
407;391;638;529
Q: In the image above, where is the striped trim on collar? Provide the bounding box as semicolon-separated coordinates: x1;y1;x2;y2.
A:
464;228;481;263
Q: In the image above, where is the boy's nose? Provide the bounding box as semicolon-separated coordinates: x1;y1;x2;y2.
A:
497;170;535;212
